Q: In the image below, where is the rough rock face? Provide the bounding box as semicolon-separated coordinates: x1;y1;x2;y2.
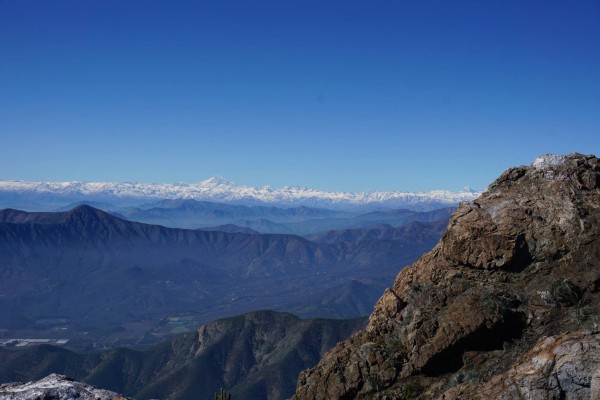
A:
293;153;600;399
0;374;125;400
440;330;600;399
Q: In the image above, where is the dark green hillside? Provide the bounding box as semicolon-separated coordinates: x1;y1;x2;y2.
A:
0;311;366;400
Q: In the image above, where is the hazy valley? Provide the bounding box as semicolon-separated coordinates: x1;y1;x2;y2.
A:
0;201;448;352
0;183;453;399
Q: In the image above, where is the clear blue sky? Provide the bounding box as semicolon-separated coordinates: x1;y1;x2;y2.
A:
1;1;599;192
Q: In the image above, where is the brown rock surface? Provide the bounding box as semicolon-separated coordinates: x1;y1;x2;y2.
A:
293;153;600;400
439;330;600;400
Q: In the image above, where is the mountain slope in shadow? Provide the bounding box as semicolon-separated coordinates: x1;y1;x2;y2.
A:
0;311;366;400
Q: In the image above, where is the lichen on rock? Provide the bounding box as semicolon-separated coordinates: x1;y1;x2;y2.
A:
532;153;568;170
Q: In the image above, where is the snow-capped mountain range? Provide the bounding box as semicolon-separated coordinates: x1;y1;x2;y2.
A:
0;177;481;211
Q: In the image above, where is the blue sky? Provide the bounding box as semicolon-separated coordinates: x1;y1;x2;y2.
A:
1;1;599;192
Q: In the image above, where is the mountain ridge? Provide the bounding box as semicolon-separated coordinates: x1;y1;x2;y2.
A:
0;178;480;211
108;200;454;234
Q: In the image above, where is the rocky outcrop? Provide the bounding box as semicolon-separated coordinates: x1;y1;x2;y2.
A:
293;153;600;399
0;374;125;400
440;330;600;399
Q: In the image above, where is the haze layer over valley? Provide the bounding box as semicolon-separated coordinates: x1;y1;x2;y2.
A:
0;203;450;351
0;178;457;398
0;178;464;352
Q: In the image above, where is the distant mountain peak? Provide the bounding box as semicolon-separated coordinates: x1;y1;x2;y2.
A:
66;204;112;219
70;204;99;212
200;176;234;186
0;205;118;226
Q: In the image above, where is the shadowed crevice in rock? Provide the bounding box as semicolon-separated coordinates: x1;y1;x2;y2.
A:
499;233;532;272
421;311;526;376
